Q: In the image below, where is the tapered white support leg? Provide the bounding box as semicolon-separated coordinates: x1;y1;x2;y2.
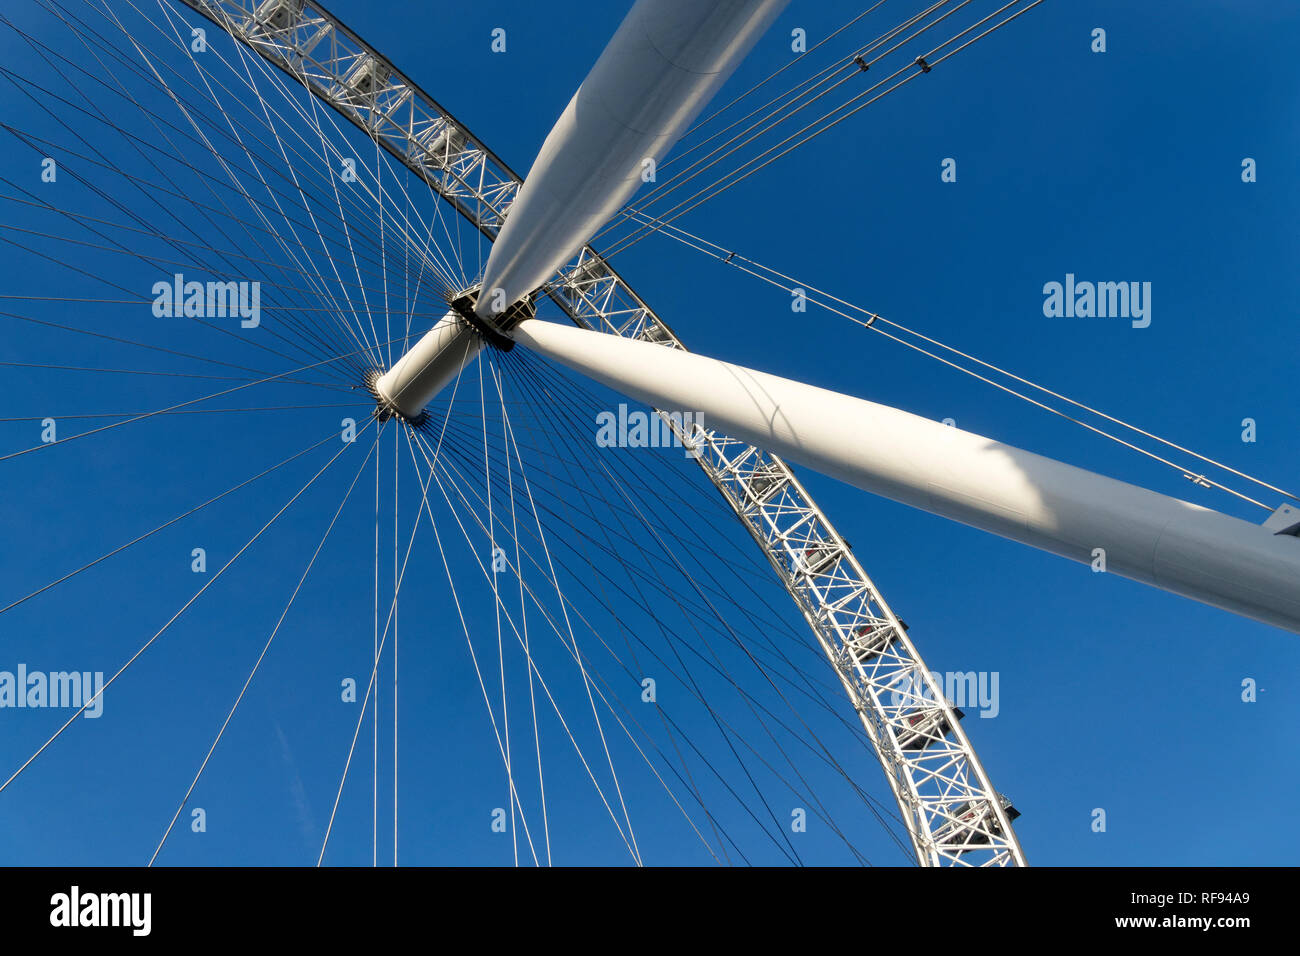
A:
477;0;790;315
511;318;1300;634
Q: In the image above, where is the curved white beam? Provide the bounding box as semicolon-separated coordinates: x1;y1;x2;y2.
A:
477;0;789;315
512;318;1300;635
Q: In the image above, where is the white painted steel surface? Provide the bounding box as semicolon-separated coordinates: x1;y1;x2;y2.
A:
374;311;481;418
477;0;790;314
512;318;1300;635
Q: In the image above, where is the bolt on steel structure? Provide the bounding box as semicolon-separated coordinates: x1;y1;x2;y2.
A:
177;0;1026;865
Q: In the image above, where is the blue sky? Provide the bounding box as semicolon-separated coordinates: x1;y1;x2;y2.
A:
0;0;1296;866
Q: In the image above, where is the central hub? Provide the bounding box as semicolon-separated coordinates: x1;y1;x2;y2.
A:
448;285;536;350
364;368;409;424
366;285;537;424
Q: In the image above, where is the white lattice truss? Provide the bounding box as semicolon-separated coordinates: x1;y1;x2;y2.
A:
179;0;1027;866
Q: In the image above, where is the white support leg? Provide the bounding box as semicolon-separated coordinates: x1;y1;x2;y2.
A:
477;0;790;314
511;317;1300;635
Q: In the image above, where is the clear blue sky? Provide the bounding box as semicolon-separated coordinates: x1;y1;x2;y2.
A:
0;0;1295;866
